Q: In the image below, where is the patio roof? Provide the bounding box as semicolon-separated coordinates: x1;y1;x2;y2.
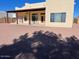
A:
7;8;45;13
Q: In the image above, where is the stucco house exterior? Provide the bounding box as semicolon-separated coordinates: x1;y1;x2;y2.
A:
7;0;74;27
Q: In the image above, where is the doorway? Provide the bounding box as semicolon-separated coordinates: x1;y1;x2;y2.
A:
31;13;39;24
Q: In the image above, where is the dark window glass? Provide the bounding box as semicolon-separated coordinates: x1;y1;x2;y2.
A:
61;13;66;22
24;16;27;21
32;14;38;21
50;13;66;22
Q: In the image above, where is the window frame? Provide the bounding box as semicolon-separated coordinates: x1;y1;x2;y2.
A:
50;13;66;22
32;13;38;21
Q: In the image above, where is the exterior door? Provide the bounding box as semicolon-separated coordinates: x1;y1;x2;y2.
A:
40;13;45;24
41;15;45;23
32;13;38;24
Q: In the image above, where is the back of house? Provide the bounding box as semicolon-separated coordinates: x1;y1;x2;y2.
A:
7;0;74;28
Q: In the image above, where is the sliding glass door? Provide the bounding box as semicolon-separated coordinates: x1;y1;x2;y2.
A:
32;13;38;24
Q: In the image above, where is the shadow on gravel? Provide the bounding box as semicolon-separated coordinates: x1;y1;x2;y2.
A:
0;30;79;59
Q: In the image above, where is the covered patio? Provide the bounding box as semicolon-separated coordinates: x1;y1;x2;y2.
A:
6;8;46;26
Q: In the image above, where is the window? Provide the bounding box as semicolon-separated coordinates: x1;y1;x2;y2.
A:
32;13;38;21
24;16;27;21
50;13;66;22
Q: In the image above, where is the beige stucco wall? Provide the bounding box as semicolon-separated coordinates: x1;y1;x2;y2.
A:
46;0;74;27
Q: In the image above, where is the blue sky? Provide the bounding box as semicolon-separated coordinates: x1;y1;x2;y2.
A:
0;0;78;17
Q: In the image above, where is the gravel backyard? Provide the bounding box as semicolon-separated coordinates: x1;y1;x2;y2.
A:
0;24;79;45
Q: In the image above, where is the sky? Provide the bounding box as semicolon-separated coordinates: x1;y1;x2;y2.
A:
0;0;78;17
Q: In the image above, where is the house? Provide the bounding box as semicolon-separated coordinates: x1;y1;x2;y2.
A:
77;16;79;24
74;16;79;24
7;0;74;27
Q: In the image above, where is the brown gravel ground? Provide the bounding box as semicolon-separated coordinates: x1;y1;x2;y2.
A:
0;23;79;45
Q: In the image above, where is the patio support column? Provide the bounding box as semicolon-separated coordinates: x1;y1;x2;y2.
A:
16;12;19;24
6;12;9;23
29;11;31;25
